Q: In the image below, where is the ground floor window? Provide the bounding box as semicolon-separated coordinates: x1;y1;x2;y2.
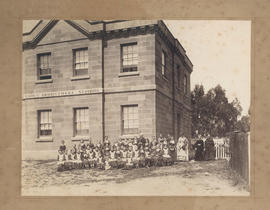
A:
38;110;52;137
122;105;139;135
74;107;89;136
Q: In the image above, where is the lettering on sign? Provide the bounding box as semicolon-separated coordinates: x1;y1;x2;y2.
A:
23;88;102;99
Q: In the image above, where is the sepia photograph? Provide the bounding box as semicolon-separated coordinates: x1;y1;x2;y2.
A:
21;19;251;196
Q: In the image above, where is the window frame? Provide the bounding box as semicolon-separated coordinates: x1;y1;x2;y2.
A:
176;65;181;89
120;42;138;73
73;107;89;137
37;52;52;80
161;50;167;77
184;74;188;95
72;48;89;77
37;109;52;138
121;105;139;135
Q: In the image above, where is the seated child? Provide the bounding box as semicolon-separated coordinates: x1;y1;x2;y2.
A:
78;139;86;154
109;145;117;168
94;146;104;170
132;145;140;168
96;152;104;170
75;150;83;169
82;145;90;169
144;146;151;167
104;147;111;170
139;148;146;168
120;145;128;168
162;143;172;166
69;144;77;160
115;145;122;168
125;145;134;170
59;140;67;154
87;146;96;168
57;150;66;172
155;145;163;167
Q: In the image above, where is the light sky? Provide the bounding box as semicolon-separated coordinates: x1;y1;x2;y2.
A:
23;20;251;115
164;20;251;115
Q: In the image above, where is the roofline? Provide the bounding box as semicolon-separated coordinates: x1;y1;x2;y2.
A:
86;20;127;25
23;20;43;36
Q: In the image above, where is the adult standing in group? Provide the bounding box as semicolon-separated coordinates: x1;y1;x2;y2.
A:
176;134;189;161
194;135;204;161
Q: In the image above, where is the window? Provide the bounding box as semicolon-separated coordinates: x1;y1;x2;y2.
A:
122;105;139;135
37;53;51;80
184;75;188;94
121;43;138;72
73;48;88;76
161;50;166;76
177;65;180;88
74;108;89;136
38;110;52;137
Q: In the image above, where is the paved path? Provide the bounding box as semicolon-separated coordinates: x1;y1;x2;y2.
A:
22;160;249;196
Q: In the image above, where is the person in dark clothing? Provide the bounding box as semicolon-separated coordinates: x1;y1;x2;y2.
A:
59;140;66;153
194;138;204;161
204;137;216;160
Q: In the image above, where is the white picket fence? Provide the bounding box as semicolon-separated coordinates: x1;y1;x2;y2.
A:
214;138;230;160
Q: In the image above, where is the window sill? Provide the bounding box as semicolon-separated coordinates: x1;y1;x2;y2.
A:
118;71;140;77
36;136;53;142
71;136;90;141
71;75;90;81
35;79;53;84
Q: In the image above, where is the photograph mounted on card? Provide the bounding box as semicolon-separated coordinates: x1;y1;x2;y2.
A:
22;19;250;196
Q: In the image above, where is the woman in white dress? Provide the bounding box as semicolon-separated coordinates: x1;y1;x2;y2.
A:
176;135;189;161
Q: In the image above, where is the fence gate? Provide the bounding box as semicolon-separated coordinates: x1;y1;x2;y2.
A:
214;138;230;160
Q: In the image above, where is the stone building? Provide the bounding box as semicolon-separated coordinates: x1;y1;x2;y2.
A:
22;20;193;160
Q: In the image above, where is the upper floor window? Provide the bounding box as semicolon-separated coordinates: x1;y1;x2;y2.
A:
184;75;188;94
38;110;52;137
121;43;138;73
37;53;51;80
161;50;166;77
122;105;139;135
73;107;89;136
73;48;88;76
176;65;180;88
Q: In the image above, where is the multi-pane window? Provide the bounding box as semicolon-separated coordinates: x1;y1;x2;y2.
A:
122;105;139;135
74;108;89;136
121;43;138;72
73;48;88;76
38;110;52;137
177;65;181;88
37;53;51;80
184;75;188;94
161;50;166;76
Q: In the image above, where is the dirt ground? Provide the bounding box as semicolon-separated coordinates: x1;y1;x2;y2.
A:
21;160;249;196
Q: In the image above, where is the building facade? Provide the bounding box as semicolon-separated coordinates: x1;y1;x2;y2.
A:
22;20;193;160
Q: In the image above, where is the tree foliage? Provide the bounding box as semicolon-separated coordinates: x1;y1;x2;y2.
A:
191;84;243;138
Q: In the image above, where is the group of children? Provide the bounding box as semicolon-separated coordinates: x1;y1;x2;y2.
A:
57;134;177;172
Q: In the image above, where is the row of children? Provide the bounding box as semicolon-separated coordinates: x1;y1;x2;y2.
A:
57;134;178;171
